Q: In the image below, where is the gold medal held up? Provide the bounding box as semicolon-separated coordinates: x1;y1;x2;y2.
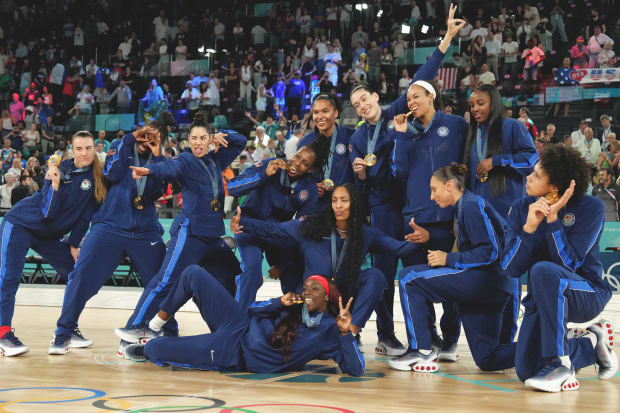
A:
364;153;377;166
291;298;304;304
478;172;488;182
543;191;559;205
322;179;335;190
48;154;61;167
133;196;144;210
211;199;221;211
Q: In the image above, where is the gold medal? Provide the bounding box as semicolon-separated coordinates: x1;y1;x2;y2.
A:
543;191;559;205
322;179;335;190
364;153;377;166
291;298;304;304
478;172;488;182
211;199;221;211
405;110;413;118
133;196;144;210
48;154;61;167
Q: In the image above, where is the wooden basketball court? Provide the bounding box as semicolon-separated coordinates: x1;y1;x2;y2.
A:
1;303;619;413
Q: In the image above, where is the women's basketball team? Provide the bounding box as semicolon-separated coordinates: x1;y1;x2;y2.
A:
0;5;616;393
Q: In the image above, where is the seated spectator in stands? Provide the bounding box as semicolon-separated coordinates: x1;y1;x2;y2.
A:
11;172;34;205
6;122;26;153
534;137;546;154
598;134;619;173
274;131;286;158
570;36;589;69
576;127;602;171
546;124;558;143
561;135;573;147
265;139;277;159
1;111;13;138
597;115;620;150
597;40;616;68
167;137;178;156
588;26;613;68
571;119;589;148
238;154;252;173
519;107;538;138
213;108;230;130
0;171;17;209
593;168;619;221
1;139;14;170
477;63;496;86
253;125;270;148
95;142;106;163
110;129;124;148
459;64;475;93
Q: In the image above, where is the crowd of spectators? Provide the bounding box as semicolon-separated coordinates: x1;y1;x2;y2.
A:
0;0;617;216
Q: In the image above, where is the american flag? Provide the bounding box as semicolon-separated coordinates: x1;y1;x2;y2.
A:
438;67;458;90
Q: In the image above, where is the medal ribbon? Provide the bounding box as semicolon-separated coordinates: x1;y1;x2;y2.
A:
330;231;349;281
323;126;338;180
366;115;383;156
198;156;221;202
134;144;152;200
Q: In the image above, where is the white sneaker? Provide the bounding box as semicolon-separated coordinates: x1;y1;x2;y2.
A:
70;328;92;348
48;334;71;355
525;362;579;392
375;335;407;356
117;340;131;359
388;350;439;372
587;319;618;380
438;342;460;362
0;329;29;357
115;326;163;344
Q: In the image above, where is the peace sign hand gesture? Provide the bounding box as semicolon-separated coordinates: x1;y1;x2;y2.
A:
336;296;354;335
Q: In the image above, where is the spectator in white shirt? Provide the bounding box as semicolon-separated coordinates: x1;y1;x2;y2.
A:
500;33;519;81
484;32;501;80
118;36;132;60
181;81;200;118
571;119;589;148
251;24;268;50
588;26;614;68
214;18;226;51
398;68;410;95
0;172;17;210
458;16;473;42
470;20;488;44
523;2;540;30
95;142;107;163
284;129;302;160
477;64;496;86
323;44;342;86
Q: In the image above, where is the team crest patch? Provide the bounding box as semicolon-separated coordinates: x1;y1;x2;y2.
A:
336;143;346;154
437;126;449;137
562;213;575;227
298;189;309;201
80;179;92;190
254;161;263;167
387;120;395;130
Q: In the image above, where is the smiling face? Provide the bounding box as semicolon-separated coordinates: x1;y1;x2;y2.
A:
469;89;491;124
312;99;338;135
429;176;454;208
350;89;380;122
406;85;434;119
287;147;315;178
188;126;210;157
301;278;329;312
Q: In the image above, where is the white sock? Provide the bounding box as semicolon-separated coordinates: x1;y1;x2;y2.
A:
148;315;167;332
418;349;432;355
559;355;572;369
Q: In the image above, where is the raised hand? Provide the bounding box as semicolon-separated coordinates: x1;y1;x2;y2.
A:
336;296;354;335
405;217;430;244
476;158;493;176
230;206;244;234
210;132;229;153
129;166;150;180
352;157;367;180
393;114;408;133
266;158;288;176
281;291;303;306
133;126;157;142
445;4;466;37
523;197;550;233
547;180;576;223
46;164;61;190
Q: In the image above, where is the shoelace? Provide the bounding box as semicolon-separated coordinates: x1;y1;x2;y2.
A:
72;328;85;339
4;329;23;345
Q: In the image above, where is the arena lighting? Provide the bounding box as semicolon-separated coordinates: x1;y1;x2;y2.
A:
197;46;205;53
377;10;383;17
421;24;429;34
401;24;411;34
206;48;216;54
355;3;368;11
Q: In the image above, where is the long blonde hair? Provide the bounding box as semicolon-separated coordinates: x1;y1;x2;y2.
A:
72;131;107;204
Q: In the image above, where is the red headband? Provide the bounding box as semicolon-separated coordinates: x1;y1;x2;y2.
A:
307;275;329;293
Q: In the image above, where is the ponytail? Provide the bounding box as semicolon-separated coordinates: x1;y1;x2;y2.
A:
433;162;467;191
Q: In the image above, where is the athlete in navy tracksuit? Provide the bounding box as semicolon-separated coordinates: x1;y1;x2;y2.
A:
390;165;515;373
349;46;448;355
119;266;365;376
466;85;538;344
389;101;468;355
0;153;101;356
228;150;319;308
500;145;616;391
297;95;355;209
51;130;169;354
233;212;419;332
121;124;246;335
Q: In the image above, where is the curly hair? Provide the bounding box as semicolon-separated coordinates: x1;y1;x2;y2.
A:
270;279;341;361
539;144;590;199
147;110;177;145
298;183;366;296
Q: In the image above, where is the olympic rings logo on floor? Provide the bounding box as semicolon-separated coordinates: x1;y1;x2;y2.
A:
0;387;357;412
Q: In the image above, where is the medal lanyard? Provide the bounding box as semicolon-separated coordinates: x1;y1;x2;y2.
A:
199;156;220;201
406;112;435;137
280;169;300;191
134;145;152;199
60;164;91;183
366;115;383;155
455;195;463;247
330;231;349;279
323;126;338;180
476;127;488;164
